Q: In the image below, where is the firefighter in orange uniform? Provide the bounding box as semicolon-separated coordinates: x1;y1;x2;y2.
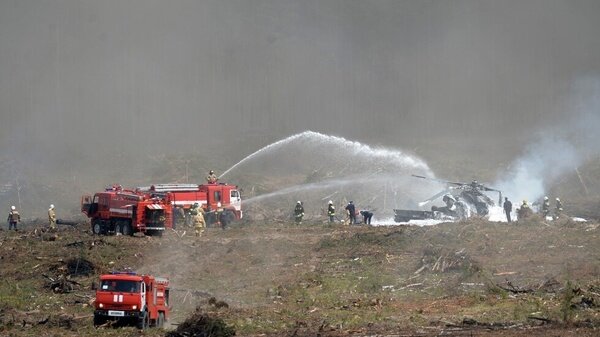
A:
194;205;206;237
206;170;218;184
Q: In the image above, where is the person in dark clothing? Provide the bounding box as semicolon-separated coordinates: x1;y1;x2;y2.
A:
503;197;513;223
345;201;356;225
360;210;373;225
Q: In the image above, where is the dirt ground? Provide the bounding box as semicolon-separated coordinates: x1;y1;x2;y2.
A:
1;217;599;337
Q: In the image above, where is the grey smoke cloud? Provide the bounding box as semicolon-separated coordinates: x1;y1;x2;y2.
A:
494;77;600;203
2;1;600;217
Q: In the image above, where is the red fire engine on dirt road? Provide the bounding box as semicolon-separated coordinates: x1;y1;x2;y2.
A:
94;271;170;329
138;183;242;227
81;185;173;236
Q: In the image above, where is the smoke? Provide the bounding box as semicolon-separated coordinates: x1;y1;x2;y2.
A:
2;1;600;217
494;77;600;203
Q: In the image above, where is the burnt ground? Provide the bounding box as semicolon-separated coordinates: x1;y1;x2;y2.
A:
0;217;599;337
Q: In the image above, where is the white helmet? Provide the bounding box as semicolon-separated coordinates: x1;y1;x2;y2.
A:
297;201;301;204
11;205;15;210
544;196;548;200
50;204;54;209
556;198;560;201
328;200;333;204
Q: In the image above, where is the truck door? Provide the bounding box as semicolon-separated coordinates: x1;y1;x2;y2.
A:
229;189;241;211
214;190;221;208
206;186;221;210
99;195;109;217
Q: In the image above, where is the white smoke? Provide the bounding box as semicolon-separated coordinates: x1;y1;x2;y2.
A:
495;77;600;203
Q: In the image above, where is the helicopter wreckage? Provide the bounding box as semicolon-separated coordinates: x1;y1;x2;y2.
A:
393;175;503;223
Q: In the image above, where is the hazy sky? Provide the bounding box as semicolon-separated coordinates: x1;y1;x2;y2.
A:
1;0;599;170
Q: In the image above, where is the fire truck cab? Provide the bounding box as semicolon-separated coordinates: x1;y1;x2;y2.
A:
94;272;169;329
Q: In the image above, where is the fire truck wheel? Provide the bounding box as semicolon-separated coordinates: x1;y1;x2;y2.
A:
93;314;106;326
121;223;133;236
157;312;165;328
136;310;149;330
92;220;104;235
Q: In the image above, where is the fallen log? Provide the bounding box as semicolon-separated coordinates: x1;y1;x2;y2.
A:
527;316;552;323
57;219;79;226
496;280;534;294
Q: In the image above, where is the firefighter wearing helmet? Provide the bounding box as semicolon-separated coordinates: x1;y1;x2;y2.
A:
327;200;335;223
542;196;550;218
48;204;57;230
294;201;304;225
554;198;563;219
194;204;206;237
186;202;200;227
206;170;218;184
7;205;20;230
517;200;532;219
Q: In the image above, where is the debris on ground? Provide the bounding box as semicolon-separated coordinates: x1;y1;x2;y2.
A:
166;306;235;337
43;273;82;293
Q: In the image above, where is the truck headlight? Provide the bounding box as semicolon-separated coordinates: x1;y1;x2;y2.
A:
98;303;104;308
132;305;137;310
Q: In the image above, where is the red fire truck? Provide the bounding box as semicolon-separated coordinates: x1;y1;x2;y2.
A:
81;185;173;236
94;271;170;329
138;183;242;227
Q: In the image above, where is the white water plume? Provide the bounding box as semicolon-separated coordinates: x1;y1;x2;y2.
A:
220;131;433;178
243;174;421;206
220;132;437;219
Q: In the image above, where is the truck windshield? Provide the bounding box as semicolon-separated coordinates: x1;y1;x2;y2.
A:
100;280;141;293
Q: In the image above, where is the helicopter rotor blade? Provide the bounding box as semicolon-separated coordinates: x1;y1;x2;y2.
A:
411;175;464;186
418;189;451;207
482;186;501;192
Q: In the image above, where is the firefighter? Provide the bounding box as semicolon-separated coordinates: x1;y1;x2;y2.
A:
7;205;20;230
517;200;532;219
345;201;356;225
327;200;335;223
360;210;373;225
294;201;304;224
194;206;206;237
48;204;57;230
554;198;563;219
540;196;550;218
503;197;513;223
187;203;199;227
206;170;218;184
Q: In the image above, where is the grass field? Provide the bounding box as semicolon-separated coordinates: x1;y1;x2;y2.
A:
1;218;599;336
